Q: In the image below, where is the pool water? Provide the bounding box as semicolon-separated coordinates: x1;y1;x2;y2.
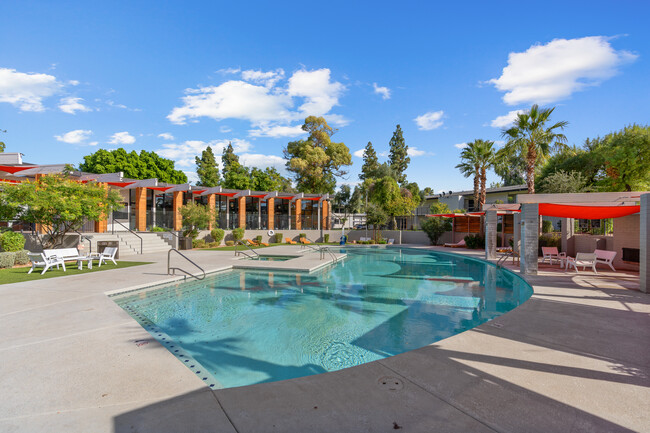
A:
112;247;532;389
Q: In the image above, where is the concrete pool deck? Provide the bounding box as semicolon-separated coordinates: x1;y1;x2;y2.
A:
0;246;648;432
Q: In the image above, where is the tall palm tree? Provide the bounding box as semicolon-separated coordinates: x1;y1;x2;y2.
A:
456;140;497;211
501;104;568;194
455;144;480;211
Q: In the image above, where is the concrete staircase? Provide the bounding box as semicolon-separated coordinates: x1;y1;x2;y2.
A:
81;232;172;257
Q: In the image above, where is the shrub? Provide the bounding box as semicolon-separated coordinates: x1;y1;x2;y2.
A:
180;201;214;239
0;251;15;268
421;216;452;245
324;233;330;243
542;220;554;233
211;228;225;244
299;233;306;239
14;249;29;265
208;242;219;248
539;233;561;255
232;228;245;241
464;234;485;249
150;226;167;232
192;239;206;249
0;231;26;252
225;240;235;246
255;235;262;243
274;232;283;243
369;240;376;244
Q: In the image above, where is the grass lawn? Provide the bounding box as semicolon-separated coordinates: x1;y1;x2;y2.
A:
0;261;152;285
201;242;341;251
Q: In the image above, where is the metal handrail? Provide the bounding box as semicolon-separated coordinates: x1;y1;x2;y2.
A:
496;250;518;268
168;248;206;281
72;229;93;254
234;240;260;259
111;215;143;254
319;245;339;263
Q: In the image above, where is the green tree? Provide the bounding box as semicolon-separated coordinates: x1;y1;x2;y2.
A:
365;203;388;241
456;144;480;210
79;148;187;183
371;176;418;229
598;124;650;191
538;170;590;193
195;146;220;187
421;203;453;245
1;175;123;248
493;151;527;186
359;141;380;181
221;143;251;189
0;128;6;152
388;124;410;185
250;167;292;192
501;104;568;194
284;116;352;194
179;201;214;239
405;182;422;206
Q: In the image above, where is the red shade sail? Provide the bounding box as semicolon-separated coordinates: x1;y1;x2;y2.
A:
538;203;640;219
107;181;136;188
0;165;34;174
147;186;173;192
215;192;238;197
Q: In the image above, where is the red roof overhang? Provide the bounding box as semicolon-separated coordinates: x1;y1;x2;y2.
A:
107;181;136;188
538;203;640;219
215;192;238;197
0;165;34;174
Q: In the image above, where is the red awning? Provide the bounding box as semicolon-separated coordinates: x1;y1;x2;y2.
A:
301;197;321;201
538;203;640;219
148;186;173;192
191;189;207;194
0;165;34;174
249;194;266;198
107;181;136;188
215;192;238;197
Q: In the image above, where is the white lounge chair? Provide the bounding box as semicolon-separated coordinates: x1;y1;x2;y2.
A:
95;247;118;267
444;239;466;248
594;249;616;271
541;247;566;265
27;252;66;275
387;239;394;245
566;253;598;274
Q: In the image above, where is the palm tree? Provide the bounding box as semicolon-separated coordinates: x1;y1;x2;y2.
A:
501;104;568;194
456;140;496;211
455;144;480;211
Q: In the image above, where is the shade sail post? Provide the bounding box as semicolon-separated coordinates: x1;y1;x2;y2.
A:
513;212;521;258
641;194;650;294
485;210;497;260
521;203;539;275
561;218;575;257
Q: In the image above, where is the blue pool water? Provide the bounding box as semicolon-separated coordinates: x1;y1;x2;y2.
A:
112;247;532;389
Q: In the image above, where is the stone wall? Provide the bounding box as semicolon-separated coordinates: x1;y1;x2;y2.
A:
612;214;640;271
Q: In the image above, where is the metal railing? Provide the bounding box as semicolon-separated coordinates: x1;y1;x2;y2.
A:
299;236;338;263
167;248;206;281
72;229;93;254
234;240;260;259
496;250;518;268
111;215;143;254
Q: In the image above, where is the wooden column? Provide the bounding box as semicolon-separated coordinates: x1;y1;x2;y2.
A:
94;182;109;233
207;194;216;230
238;196;246;228
173;191;183;231
135;187;147;231
294;199;302;230
267;198;275;231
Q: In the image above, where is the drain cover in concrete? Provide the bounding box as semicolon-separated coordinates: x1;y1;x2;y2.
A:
377;376;403;391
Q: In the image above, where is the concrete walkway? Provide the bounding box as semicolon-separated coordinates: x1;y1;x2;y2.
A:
0;246;648;432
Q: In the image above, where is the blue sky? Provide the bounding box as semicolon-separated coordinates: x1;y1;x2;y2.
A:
1;1;648;192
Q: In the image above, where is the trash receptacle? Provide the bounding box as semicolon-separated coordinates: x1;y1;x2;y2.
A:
179;237;193;250
97;241;120;259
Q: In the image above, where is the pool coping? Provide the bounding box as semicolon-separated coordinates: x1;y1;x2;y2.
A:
0;246;648;432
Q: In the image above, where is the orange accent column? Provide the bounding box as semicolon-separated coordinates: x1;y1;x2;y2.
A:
321;200;329;230
94;183;109;233
207;194;216;230
267;198;275;230
238;196;246;228
173;191;183;231
294;199;302;230
135;187;147;231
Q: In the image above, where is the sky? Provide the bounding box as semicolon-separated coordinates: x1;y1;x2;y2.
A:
1;1;648;192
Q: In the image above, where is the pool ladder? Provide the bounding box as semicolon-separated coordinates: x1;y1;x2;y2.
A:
167;248;206;280
234;240;260;259
300;237;339;264
496;250;519;268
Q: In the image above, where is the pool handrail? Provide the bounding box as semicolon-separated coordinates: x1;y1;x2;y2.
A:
234;240;260;259
167;248;206;281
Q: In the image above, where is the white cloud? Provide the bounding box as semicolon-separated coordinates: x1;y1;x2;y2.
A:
489;110;525;128
220;125;232;133
288;68;345;116
408;147;429;157
239;153;285;171
489;36;638;105
454;142;468;149
157;139;252;168
68;80;80;86
158;132;174;140
241;68;285;87
109;131;136;145
58;97;91;114
372;83;391;100
216;67;241;75
55;129;93;144
249;124;306;138
353;149;365;158
414;110;444;130
0;68;63;111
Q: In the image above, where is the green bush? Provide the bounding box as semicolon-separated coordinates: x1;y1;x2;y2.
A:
0;231;26;252
369;240;376;244
255;235;262;243
232;228;245;241
299;233;306;239
421;216;452;245
0;251;16;268
464;234;485;249
149;226;167;232
542;220;554;233
225;240;235;246
274;232;283;243
324;233;330;243
192;239;206;249
211;228;225;244
14;249;29;265
539;233;561;255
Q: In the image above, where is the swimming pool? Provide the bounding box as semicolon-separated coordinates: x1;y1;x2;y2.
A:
112;247;532;389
